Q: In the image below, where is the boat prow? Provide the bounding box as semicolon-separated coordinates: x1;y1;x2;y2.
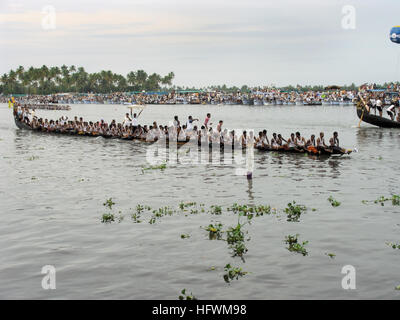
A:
356;107;400;128
14;116;33;130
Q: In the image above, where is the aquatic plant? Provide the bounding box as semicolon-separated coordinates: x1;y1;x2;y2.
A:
285;234;309;256
392;195;400;206
204;223;223;240
223;264;248;283
325;253;336;259
180;233;190;239
210;205;222;215
136;204;144;214
178;289;197;300
131;212;142;223
228;203;271;217
395;285;400;291
149;217;156;224
328;196;341;207
226;219;250;260
230;241;248;259
226;223;246;244
103;198;115;210
142;163;167;172
284;201;307;222
178;202;197;211
363;195;400;206
101;198;118;223
386;242;400;250
27;156;39;161
101;213;115;223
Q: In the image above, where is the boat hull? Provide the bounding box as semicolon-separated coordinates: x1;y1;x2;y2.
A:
356;107;400;128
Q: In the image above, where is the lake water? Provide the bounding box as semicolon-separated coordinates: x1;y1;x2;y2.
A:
0;103;399;299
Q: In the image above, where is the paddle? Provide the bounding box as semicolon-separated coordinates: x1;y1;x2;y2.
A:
357;92;370;128
127;103;146;117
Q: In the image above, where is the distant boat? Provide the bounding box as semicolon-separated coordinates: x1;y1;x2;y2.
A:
356;106;400;128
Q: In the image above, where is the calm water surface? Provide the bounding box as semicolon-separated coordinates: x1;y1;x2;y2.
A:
0;103;399;299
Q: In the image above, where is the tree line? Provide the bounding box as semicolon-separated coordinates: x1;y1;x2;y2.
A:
0;65;175;94
1;65;396;95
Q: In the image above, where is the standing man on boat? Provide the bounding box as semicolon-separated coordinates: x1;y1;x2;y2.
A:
132;109;143;131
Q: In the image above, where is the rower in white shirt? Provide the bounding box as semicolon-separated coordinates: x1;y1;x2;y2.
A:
186;115;198;131
123;113;132;127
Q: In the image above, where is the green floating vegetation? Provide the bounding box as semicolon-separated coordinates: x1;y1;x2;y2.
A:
102;213;115;223
204;223;223;240
386;242;400;250
223;264;248;283
285;234;309;256
284;201;307;222
179;201;197;211
103;198;115;210
395;285;400;291
362;195;400;206
325;253;336;259
228;203;272;217
180;233;190;239
101;198;123;223
131;212;142;223
178;289;197;300
27;156;39;161
210;205;222;215
142;163;167;172
328;196;341;207
226;221;249;259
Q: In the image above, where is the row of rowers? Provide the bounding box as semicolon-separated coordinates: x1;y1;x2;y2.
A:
27;112;343;151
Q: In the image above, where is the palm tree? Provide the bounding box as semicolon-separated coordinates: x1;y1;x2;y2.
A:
135;70;148;91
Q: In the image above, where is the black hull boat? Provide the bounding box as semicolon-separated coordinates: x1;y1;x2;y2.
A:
14;116;190;146
14;116;350;156
357;106;400;128
255;145;349;156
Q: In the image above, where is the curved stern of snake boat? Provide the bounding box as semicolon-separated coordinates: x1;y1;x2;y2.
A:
356;106;400;128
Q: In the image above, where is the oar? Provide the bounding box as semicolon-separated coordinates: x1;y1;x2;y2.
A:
357;109;365;128
357;92;369;128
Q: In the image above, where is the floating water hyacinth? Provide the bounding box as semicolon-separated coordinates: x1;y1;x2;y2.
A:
204;223;223;240
328;196;341;207
284;201;307;222
285;234;309;256
178;289;197;300
362;195;400;206
223;264;248;283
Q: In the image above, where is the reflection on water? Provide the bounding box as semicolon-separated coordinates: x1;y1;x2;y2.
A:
1;104;400;299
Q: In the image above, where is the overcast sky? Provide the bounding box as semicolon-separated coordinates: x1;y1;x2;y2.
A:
0;0;399;87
